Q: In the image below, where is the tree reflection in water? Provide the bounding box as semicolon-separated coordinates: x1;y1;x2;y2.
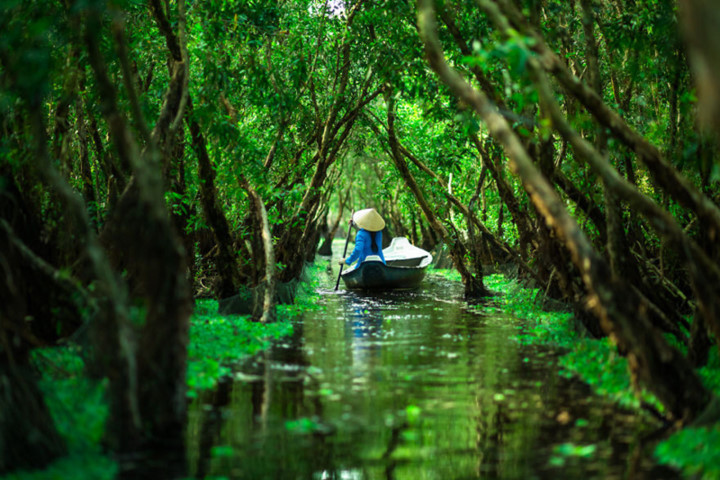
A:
186;275;679;480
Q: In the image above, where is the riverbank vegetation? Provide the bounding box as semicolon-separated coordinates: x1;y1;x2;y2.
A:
472;272;720;478
2;0;720;477
3;262;322;479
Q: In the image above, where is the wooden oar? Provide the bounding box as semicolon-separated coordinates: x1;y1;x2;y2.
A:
334;213;354;291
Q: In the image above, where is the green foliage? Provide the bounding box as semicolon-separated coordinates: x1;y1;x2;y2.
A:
186;300;293;397
655;426;720;479
548;441;599;469
428;268;462;281
6;261;329;479
405;404;422;426
483;274;720;477
559;339;655;412
187;261;324;397
549;442;598;467
700;363;720;394
1;0;718;474
477;274;662;413
2;348;116;480
210;445;235;459
656;350;720;478
31;348;108;449
0;0;60;105
284;417;323;435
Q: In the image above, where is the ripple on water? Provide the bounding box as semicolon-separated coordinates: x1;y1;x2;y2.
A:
188;271;679;480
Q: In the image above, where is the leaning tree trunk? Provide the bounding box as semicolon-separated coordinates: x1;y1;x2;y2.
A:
418;0;712;422
501;0;720;256
318;188;350;256
386;90;490;298
397;139;514;264
274;2;382;283
471;135;536;260
678;0;720;141
679;0;720;366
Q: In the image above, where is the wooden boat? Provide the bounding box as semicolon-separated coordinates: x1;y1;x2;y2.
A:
341;237;433;290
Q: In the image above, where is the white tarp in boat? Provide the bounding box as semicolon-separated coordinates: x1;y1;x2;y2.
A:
382;237;433;265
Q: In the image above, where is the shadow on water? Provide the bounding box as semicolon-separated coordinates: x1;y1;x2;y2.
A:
186;269;679;480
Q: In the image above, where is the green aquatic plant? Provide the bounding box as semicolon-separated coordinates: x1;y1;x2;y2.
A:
655;426;720;479
476;274;663;412
548;442;598;467
284;417;324;435
186;299;293;398
481;273;720;477
186;260;325;397
428;268;462;282
4;263;327;480
210;445;235;459
405;404;422;426
655;351;720;478
558;339;665;413
35;350;106;442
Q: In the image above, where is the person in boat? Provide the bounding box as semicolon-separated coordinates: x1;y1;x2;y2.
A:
339;208;386;267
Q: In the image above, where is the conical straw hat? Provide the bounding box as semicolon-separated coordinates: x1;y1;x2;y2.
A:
352;208;385;232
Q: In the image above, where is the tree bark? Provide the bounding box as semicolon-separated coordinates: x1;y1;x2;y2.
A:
318;188;350;256
527;55;720;346
275;47;381;282
0;179;68;473
471;135;536;258
398;142;513;262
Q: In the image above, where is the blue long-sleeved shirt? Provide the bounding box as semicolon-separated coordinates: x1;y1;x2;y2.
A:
345;229;386;266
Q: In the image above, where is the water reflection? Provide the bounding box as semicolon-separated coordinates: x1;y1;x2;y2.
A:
345;295;384;369
186;270;679;480
191;377;232;479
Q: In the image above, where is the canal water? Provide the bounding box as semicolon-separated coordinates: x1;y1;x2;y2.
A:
186;262;678;479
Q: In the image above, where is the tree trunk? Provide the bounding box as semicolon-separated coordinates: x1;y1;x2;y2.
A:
186;103;243;299
419;0;712;422
502;0;720;253
386;90;490;298
77;99;98;228
471;135;535;259
241;177;277;324
318;188;350;256
84;3;193;471
678;0;720;140
0;359;66;474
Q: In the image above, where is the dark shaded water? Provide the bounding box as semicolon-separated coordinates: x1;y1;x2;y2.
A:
186;266;678;479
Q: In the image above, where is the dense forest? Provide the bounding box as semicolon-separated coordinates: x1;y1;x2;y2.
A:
2;0;720;477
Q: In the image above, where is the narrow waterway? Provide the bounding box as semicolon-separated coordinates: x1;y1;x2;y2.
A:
187;261;678;479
